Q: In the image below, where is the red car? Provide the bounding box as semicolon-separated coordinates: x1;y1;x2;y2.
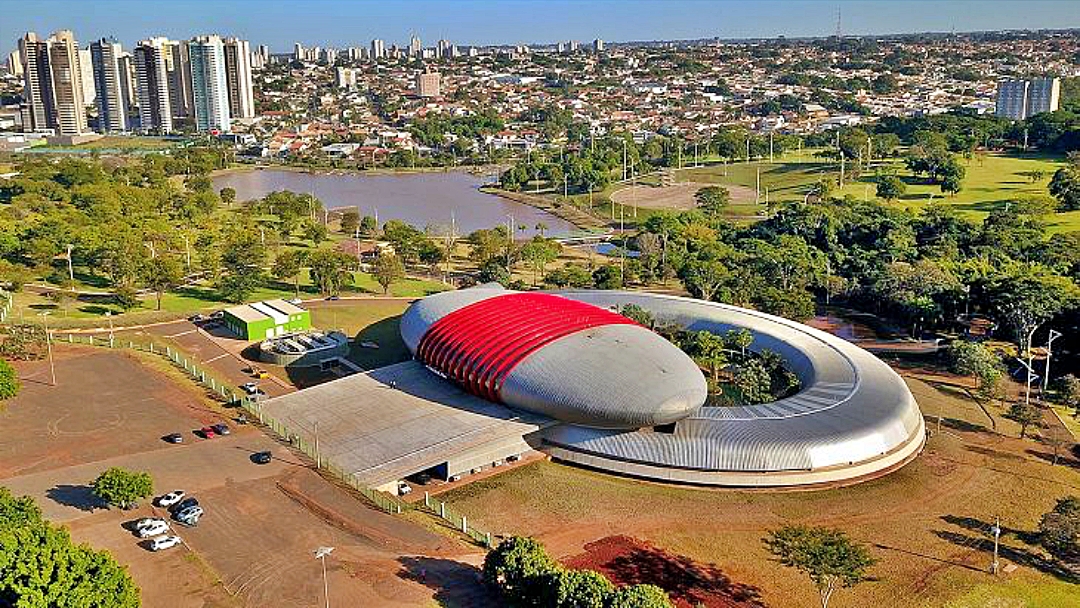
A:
199;426;216;439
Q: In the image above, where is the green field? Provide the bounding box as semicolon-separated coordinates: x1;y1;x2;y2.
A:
676;152;1075;232
37;135;182;152
9;269;446;329
308;300;412;369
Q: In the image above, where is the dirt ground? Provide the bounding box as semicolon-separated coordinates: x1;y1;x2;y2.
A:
610;181;759;210
3;346;489;608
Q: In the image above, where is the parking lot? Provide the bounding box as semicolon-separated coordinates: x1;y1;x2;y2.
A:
4;346;489;607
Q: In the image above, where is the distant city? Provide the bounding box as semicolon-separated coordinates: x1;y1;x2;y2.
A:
0;27;1074;156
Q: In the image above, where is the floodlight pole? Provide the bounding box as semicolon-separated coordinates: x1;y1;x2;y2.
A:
991;517;1001;574
1042;329;1062;394
39;312;56;386
314;546;334;608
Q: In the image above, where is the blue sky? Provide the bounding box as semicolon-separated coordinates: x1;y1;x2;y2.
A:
1;0;1078;53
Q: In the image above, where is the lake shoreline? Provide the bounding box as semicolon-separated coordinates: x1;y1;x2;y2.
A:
211;163;503;180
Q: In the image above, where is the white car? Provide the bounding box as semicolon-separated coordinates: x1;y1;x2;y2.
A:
149;535;182;551
156;490;185;508
134;517;166;531
137;520;170;538
397;481;412;495
175;505;204;523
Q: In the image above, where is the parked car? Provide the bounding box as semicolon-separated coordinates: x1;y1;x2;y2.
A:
325;295;340;301
156;491;185;508
210;423;230;436
149;535;182;551
188;314;206;323
448;475;462;482
210;311;224;319
506;454;521;462
163;433;183;444
170;497;199;513
137;520;170;538
240;382;259;394
199;426;215;439
285;298;302;306
252;450;272;464
134;517;166;531
397;481;412;495
175;505;204;522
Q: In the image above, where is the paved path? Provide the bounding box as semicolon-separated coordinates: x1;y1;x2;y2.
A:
2;432;293;522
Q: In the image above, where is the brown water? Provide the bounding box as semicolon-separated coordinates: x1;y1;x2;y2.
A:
212;168;578;237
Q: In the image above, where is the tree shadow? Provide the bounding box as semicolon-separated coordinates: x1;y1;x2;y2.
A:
938;417;990;434
565;536;765;607
46;484;106;512
872;542;984;572
396;556;498;607
937;514;1080;583
1025;449;1080;469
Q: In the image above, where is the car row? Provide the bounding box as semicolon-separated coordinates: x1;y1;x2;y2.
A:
132;518;182;552
163;421;232;443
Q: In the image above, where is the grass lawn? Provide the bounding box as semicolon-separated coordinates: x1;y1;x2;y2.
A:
308;300;413;369
40;135;181;151
438;372;1080;608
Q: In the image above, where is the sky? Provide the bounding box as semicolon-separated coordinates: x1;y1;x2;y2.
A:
1;0;1078;53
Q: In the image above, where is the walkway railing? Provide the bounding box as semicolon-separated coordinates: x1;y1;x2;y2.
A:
56;331;494;547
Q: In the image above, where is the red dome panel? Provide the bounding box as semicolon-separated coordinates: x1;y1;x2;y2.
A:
415;292;637;402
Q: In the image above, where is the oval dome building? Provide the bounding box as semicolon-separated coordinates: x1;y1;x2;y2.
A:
400;285;709;428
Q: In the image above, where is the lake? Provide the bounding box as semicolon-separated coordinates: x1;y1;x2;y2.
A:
212;168;578;238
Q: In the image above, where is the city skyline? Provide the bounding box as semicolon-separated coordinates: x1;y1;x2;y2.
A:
2;0;1079;54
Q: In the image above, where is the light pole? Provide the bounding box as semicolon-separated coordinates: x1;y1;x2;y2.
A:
106;311;114;348
1042;329;1062;395
314;546;334;608
66;243;75;287
990;518;1001;574
38;312;56;386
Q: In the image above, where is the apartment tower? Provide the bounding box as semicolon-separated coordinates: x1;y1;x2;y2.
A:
189;35;230;132
89;37;130;132
223;37;255;119
133;37;173;132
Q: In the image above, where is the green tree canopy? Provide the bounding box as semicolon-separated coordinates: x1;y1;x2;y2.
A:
764;525;875;608
91;467;153;510
0;359;20;401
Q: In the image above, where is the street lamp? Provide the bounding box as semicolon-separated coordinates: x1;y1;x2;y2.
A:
314;546;334;608
38;311;56;386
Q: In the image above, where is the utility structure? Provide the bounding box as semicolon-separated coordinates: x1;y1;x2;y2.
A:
990;517;1001;574
313;546;334;608
1042;329;1062;394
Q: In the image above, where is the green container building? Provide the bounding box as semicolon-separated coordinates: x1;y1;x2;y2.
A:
222;299;311;340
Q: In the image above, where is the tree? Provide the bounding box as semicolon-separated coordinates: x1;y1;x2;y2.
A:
142;256;184;311
305;221;329;244
948;341;1005;400
764;525;875;608
271;249;308;297
592;264;623;289
483;536;559;604
91;467;153;510
113;286;141;312
876;175;906;202
340;209;360;234
519;236;561;285
607;585;675;608
734;358;773;404
618;304;655;329
372;252;405;295
680;258;728;302
219;186;236;206
218;229;267;303
725;328;754;359
1006;400;1042;439
694;186;731;216
540;569;614;608
1049;166;1080;211
693;331;728;382
1038;495;1079;558
0;359;19;400
1057;374;1080;418
307;249;354;296
984;269;1080;355
0;490;139;608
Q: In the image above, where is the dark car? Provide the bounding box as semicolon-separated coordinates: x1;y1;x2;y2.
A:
169;497;199;513
163;433;183;444
251;451;272;464
211;423;230;436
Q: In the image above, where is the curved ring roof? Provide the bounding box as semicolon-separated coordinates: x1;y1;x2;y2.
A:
401;286;708;428
541;291;925;484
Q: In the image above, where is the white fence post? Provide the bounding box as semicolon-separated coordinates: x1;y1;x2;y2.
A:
462;515;467;534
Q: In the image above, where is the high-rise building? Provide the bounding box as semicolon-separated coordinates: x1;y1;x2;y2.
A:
996;77;1061;120
18;32;54;132
166;40;194;120
335;66;357;90
89;37;129;132
436;39;456;59
223;37;255;119
117;51;137;113
409;35;422;58
415;69;440;98
321;48;337;64
370;39;385;60
47;30;88;134
133;37;173;132
593;38;604;53
293;42;304;61
78;47;96;106
6;49;23;77
189;35;230;132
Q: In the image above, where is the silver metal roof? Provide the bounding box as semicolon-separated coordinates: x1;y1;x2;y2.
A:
400;286;708;429
543;291;924;474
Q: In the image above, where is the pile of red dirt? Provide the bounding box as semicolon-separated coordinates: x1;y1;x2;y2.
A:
562;535;765;608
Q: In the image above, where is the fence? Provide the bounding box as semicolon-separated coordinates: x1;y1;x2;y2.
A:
0;290;11;324
57;331;494;548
